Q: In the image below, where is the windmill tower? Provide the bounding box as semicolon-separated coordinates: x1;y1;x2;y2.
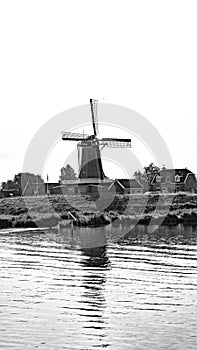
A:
62;99;131;192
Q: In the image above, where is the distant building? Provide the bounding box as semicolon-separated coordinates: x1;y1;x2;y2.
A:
0;189;15;198
49;178;143;196
44;182;63;195
151;168;197;193
60;179;112;195
44;182;80;195
108;179;143;194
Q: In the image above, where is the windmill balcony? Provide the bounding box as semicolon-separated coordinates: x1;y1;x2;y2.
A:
61;178;113;185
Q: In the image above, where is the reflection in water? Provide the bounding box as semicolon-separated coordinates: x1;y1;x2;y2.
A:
81;245;110;266
0;225;197;349
118;223;197;246
79;245;110;348
79;226;107;249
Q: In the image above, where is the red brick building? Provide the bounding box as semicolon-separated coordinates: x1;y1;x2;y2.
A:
151;168;197;193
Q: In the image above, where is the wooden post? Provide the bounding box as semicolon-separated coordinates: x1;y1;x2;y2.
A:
36;176;39;196
68;211;76;236
71;220;73;236
46;173;49;195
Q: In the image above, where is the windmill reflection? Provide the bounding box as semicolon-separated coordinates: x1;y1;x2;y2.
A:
78;229;110;347
81;244;109;267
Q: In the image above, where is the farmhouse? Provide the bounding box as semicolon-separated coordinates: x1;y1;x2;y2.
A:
151;168;197;193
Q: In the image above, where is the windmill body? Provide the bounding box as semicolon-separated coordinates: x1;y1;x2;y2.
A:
78;141;106;179
61;99;131;193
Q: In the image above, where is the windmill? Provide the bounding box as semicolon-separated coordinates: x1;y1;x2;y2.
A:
62;99;131;188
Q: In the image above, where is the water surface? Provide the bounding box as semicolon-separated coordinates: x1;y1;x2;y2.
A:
0;224;197;349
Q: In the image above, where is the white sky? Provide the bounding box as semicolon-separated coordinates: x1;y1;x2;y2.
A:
0;0;197;183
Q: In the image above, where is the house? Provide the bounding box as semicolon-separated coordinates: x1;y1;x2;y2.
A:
151;168;197;193
108;179;143;194
44;182;62;195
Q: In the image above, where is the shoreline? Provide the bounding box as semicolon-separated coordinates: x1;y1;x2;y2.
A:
0;193;197;229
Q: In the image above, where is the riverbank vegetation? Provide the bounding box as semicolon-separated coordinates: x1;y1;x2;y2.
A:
0;193;197;229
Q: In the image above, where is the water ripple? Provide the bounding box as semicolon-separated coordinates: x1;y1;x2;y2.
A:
0;225;197;349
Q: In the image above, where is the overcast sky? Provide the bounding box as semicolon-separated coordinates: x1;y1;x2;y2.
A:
0;0;197;183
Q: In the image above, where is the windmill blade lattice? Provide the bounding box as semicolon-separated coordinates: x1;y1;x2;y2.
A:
92;99;99;135
99;139;131;148
90;99;99;136
62;131;91;141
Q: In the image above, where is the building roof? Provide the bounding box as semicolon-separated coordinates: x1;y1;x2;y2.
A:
108;178;143;190
118;179;142;188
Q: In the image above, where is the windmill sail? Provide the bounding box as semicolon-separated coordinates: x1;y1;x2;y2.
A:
62;131;91;141
90;99;99;136
99;138;131;148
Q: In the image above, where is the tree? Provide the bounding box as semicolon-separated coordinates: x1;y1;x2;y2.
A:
60;164;77;181
134;163;160;192
1;179;15;191
133;170;149;192
144;163;160;184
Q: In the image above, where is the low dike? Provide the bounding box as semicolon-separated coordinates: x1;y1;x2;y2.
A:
0;193;197;229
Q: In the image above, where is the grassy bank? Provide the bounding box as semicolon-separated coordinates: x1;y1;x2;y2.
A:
0;193;197;229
